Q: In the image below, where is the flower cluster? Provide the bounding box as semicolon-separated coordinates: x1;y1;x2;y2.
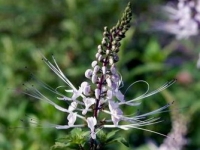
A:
157;0;200;39
23;2;175;141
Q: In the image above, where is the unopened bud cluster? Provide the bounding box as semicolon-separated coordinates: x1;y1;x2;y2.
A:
83;3;132;118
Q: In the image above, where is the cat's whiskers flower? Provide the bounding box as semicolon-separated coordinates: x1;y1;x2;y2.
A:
20;2;175;141
155;0;200;39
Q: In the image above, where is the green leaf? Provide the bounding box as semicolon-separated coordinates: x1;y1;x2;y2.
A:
106;129;119;140
51;142;70;150
106;136;129;148
117;137;129;147
97;129;107;143
53;128;89;149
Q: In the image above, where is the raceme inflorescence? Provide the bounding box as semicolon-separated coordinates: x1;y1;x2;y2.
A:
22;2;175;149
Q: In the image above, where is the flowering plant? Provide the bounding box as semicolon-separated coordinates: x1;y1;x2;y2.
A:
22;2;175;150
156;0;200;39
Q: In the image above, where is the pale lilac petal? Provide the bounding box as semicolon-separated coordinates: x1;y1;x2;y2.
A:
87;117;97;139
115;90;124;102
67;112;77;126
82;98;96;115
108;100;123;125
68;101;77;112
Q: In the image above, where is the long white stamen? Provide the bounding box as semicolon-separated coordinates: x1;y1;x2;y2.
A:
21;83;85;120
120;79;176;105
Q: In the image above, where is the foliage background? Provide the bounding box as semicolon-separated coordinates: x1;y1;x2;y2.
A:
0;0;200;149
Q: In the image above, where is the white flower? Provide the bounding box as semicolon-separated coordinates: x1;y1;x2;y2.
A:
82;98;96;115
21;3;176;140
87;117;97;139
67;112;77;126
106;90;113;99
22;54;175;137
155;0;200;39
80;82;91;96
114;90;124;102
108;100;123;126
68;101;77;112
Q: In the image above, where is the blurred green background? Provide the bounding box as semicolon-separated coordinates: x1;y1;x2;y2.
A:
0;0;200;149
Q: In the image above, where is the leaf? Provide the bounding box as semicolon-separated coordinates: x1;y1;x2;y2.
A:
105;136;129;148
97;129;107;143
51;142;70;150
53;128;89;149
117;137;129;147
106;129;119;140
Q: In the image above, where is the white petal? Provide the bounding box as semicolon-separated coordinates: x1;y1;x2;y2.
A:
68;102;77;111
87;117;97;139
115;90;124;102
110;65;116;74
71;88;82;100
107;90;113;99
106;77;112;88
67;112;77;126
87;117;97;129
91;131;96;139
108;101;123;125
82;98;96;115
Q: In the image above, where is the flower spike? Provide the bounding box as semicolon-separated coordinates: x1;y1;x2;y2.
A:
21;2;175;147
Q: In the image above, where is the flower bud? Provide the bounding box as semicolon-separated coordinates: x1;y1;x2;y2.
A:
113;54;119;62
95;88;100;99
94;65;100;73
102;66;106;74
103;31;109;37
81;81;89;88
98;45;102;50
95;52;100;59
98;54;103;62
85;69;93;79
92;74;97;83
106;77;112;88
101;37;106;45
104;26;108;31
98;45;103;53
109;57;114;65
81;83;91;96
111;45;116;51
91;61;97;68
110;65;116;74
115;36;121;41
106;49;110;55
